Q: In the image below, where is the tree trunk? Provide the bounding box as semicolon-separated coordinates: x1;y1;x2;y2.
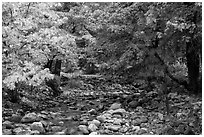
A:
186;39;200;94
45;57;62;96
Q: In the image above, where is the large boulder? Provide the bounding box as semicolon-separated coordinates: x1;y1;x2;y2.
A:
21;112;40;123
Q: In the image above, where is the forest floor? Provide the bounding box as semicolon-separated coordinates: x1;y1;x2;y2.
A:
2;73;202;135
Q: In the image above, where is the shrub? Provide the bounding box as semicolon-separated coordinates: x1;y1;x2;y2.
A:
3;61;54;101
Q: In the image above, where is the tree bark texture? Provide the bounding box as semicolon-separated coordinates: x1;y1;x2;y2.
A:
186;39;200;94
45;57;62;96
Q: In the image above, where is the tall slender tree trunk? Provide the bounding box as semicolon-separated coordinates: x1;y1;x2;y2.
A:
186;39;200;94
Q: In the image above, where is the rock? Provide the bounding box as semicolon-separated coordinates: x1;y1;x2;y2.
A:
78;125;89;134
140;116;148;123
63;116;73;121
13;127;24;135
2;129;12;135
2;120;13;129
106;119;114;123
140;123;148;128
137;128;148;135
21;112;40;123
119;125;129;133
51;126;63;132
132;126;140;131
16;130;32;135
164;126;176;135
31;130;40;135
9;114;22;123
176;112;183;118
109;103;121;110
41;111;49;115
107;109;114;114
136;106;144;112
112;108;126;116
96;115;106;123
108;125;121;131
40;120;48;127
129;101;138;108
58;121;64;126
89;131;98;135
132;119;141;126
88;123;98;132
101;129;112;134
88;109;97;115
147;91;158;97
89;119;101;127
65;127;78;135
50;112;60;118
30;122;45;133
80;119;88;125
112;114;122;118
132;116;148;126
14;123;27;128
177;124;185;134
157;113;164;121
184;127;195;135
37;113;48;120
54;131;66;135
113;118;123;125
103;113;112;119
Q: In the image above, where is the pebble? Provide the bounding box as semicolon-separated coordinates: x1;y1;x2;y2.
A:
41;111;49;115
16;130;32;135
51;126;63;132
40;120;48;127
96;115;106;123
178;124;185;133
140;116;148;123
58;121;64;126
136;106;144;112
13;127;24;135
113;118;123;125
2;120;13;129
132;126;140;131
2;129;12;135
54;131;66;135
103;113;112;119
108;125;121;131
37;113;48;120
80;119;88;125
89;119;101;127
112;108;126;116
137;128;148;135
89;131;98;135
88;109;97;115
31;130;40;135
129;101;138;108
157;113;164;121
132;119;142;126
119;125;129;133
14;123;27;128
109;103;121;110
78;125;89;134
88;123;98;132
30;122;45;133
9;114;22;123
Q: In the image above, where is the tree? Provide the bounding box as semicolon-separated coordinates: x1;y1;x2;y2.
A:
81;2;202;94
